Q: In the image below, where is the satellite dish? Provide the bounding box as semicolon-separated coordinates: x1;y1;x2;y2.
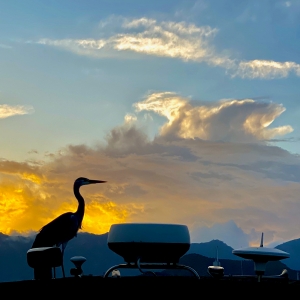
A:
207;247;224;279
232;233;290;281
208;266;224;279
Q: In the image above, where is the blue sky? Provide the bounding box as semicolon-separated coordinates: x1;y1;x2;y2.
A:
0;0;300;248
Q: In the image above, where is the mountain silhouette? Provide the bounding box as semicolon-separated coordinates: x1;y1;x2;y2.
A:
0;232;298;282
188;239;241;260
276;238;300;271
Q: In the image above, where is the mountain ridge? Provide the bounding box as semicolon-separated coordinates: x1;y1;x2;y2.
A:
0;232;298;282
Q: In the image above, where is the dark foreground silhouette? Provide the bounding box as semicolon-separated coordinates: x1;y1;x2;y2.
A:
0;276;299;298
1;233;299;282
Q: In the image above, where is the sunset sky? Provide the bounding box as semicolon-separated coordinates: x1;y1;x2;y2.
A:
1;0;300;248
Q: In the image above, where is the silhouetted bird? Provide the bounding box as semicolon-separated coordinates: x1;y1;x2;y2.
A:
32;177;106;277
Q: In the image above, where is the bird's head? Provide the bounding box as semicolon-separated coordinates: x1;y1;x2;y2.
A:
75;177;107;187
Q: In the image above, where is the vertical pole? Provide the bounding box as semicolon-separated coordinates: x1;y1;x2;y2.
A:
260;233;264;247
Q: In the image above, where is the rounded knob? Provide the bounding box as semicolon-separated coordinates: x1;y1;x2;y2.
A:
70;256;86;269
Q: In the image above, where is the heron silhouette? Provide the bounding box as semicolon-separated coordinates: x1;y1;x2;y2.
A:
32;177;106;277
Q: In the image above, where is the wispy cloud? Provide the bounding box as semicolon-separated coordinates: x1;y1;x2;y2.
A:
134;92;293;141
116;18;217;61
285;1;292;7
0;44;12;49
234;60;300;79
0;104;34;119
37;18;217;62
36;17;300;79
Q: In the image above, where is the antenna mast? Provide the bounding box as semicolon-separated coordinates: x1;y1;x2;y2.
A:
260;232;264;247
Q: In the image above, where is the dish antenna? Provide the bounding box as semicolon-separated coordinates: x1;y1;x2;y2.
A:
232;233;290;282
104;223;200;278
207;246;224;279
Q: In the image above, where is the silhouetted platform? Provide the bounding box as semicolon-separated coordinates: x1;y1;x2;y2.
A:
0;276;299;298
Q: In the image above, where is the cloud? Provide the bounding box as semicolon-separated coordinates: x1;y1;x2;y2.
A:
0;44;12;49
37;19;217;62
191;220;255;248
0;159;43;183
0;93;299;247
134;92;293;142
0;160;144;235
36;17;300;79
116;18;217;61
124;113;137;124
234;60;300;79
191;220;279;248
0;104;34;119
285;1;292;7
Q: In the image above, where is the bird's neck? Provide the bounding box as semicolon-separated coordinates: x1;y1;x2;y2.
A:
74;185;85;228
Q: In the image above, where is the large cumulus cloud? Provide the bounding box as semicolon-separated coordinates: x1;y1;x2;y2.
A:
0;93;299;246
134;92;293;142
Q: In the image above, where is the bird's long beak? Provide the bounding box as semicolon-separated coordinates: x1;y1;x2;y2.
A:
89;180;107;184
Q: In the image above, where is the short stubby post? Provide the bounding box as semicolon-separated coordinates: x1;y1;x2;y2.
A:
70;256;86;278
27;247;63;280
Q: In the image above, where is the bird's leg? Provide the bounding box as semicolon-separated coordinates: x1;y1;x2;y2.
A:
61;248;65;278
61;242;68;278
61;247;65;278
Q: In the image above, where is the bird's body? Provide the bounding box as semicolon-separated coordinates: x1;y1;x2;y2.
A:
31;177;106;277
32;212;80;248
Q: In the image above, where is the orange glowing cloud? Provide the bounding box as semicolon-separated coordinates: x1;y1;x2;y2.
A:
0;179;40;234
0;161;144;235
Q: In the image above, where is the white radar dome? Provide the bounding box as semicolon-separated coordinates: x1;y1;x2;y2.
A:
107;223;190;263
